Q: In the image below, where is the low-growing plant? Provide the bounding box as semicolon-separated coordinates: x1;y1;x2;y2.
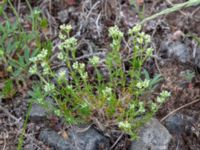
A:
0;2;49;99
29;24;170;139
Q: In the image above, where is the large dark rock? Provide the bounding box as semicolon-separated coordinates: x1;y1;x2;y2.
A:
39;126;110;150
160;41;191;63
39;129;74;150
130;118;172;150
163;113;194;135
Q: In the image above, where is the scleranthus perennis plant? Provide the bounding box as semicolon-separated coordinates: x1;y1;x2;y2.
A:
29;24;170;139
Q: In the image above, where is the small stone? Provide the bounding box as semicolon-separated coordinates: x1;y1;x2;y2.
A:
30;104;47;122
58;10;69;23
130;118;172;150
164;113;194;135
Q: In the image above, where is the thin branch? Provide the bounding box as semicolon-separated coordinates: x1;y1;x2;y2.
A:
160;98;200;122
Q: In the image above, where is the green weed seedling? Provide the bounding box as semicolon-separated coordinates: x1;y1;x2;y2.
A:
29;24;170;139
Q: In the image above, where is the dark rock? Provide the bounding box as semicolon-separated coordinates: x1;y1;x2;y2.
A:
30;104;47;122
160;41;191;63
130;118;172;150
39;126;110;150
39;129;74;150
68;126;110;150
164;113;194;135
58;10;69;23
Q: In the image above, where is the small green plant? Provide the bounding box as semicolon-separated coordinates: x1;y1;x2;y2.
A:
0;1;48;79
180;70;195;82
29;24;170;139
130;0;145;20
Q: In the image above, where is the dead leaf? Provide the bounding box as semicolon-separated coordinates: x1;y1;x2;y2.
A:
61;130;68;140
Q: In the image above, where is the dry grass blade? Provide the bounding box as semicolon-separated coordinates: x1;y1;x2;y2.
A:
140;0;200;24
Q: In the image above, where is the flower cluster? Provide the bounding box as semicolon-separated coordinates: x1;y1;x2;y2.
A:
72;62;88;80
136;79;150;89
60;24;72;33
29;49;50;75
146;47;153;56
109;26;124;40
108;26;124;51
89;56;100;66
128;24;142;34
29;64;37;74
138;101;145;113
44;83;55;92
129;24;151;45
156;90;171;103
29;49;48;62
102;87;112;97
57;70;67;81
118;120;131;131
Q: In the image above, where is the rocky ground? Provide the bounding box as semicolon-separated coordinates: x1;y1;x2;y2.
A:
0;0;200;150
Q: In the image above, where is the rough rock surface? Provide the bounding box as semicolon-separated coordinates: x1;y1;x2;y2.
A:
163;113;194;135
39;126;110;150
130;118;172;150
160;41;191;63
30;104;47;122
39;129;74;150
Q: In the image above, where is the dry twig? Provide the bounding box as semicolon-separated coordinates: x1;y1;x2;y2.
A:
160;98;200;122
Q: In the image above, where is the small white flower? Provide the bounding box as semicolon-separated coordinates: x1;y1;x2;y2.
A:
36;98;43;104
72;61;79;70
37;49;48;60
29;64;37;74
156;96;165;103
29;57;38;62
63;37;77;49
33;9;41;15
144;34;151;43
156;90;170;103
79;63;85;70
118;121;131;130
130;104;135;110
108;26;124;39
146;48;153;56
136;79;150;89
138;102;145;113
59;32;66;40
57;70;66;81
89;56;100;66
57;52;64;60
128;24;142;34
160;90;171;98
81;72;88;80
102;87;112;96
143;79;150;88
150;102;157;111
44;83;55;92
60;24;72;33
137;37;144;44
